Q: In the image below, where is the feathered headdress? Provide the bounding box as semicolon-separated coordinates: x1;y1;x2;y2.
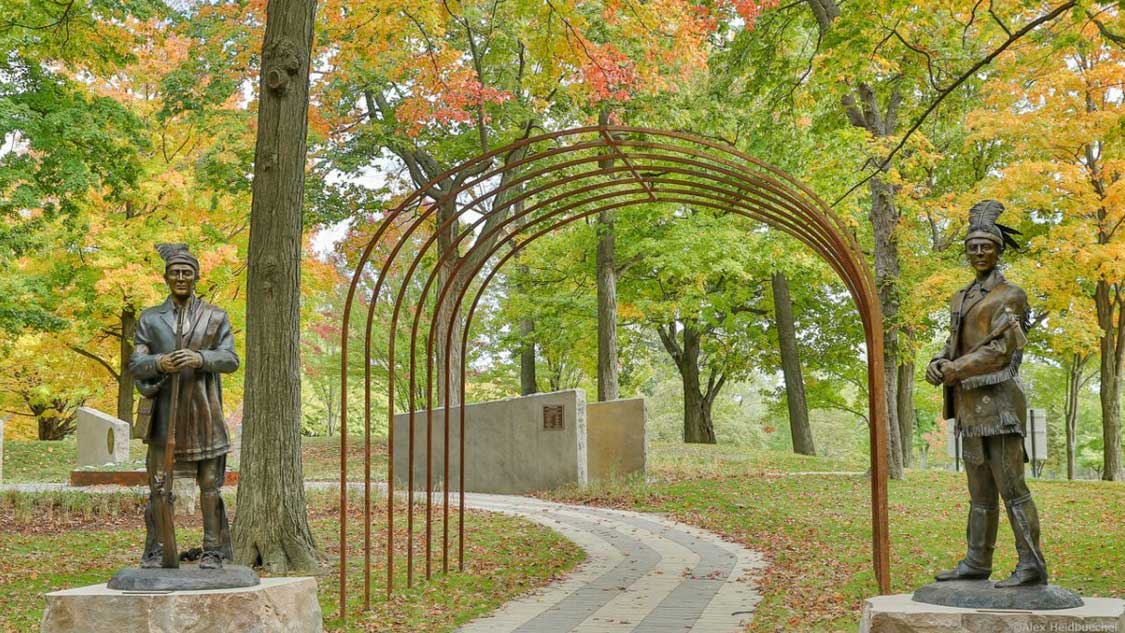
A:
156;243;199;273
965;200;1021;251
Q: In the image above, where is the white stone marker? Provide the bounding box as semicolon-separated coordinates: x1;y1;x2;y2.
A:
75;407;131;469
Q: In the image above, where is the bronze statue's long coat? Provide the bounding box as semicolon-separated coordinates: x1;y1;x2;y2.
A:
934;270;1028;438
129;297;239;461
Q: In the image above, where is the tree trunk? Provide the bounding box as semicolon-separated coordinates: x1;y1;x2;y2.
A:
233;0;321;574
1096;280;1124;480
1064;353;1084;481
841;82;906;480
433;195;468;409
679;324;716;444
117;307;136;424
546;356;563;392
870;174;905;480
805;0;840;34
519;316;537;395
515;263;537;396
38;416;71;440
435;258;466;408
897;362;915;468
682;379;716;444
596;209;619;402
771;272;815;455
33;397;81;440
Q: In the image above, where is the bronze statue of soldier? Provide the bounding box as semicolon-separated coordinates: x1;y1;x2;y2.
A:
129;244;239;570
925;200;1047;588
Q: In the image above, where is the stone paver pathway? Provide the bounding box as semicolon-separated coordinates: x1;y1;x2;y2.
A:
1;482;767;632
456;493;765;633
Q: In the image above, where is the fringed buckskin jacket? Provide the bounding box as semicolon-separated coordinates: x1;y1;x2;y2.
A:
933;270;1029;438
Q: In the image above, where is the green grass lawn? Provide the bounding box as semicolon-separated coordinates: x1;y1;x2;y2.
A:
2;437;89;483
1;435;379;484
0;488;583;633
540;442;1125;633
301;435;387;482
5;437;1123;632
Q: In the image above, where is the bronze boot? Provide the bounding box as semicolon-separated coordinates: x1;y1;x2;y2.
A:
936;502;998;581
996;494;1048;588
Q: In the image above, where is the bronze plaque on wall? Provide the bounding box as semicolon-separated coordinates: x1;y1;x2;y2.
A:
543;405;564;430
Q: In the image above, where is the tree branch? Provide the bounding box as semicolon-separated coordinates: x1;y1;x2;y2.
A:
888;28;942;91
657;322;684;365
1087;9;1125;48
988;0;1012;36
832;1;1078;207
67;345;119;381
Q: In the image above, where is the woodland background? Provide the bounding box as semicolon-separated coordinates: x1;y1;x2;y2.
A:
2;0;1124;482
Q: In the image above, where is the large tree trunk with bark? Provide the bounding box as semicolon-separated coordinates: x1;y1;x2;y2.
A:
597;210;619;402
869;174;905;479
771;272;815;455
897;362;915;468
682;375;716;444
1096;279;1124;481
841;80;907;480
117;307;136;424
233;0;321;574
658;322;721;444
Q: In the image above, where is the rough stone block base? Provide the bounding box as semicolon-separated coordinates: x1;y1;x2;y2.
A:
41;576;323;633
860;594;1124;633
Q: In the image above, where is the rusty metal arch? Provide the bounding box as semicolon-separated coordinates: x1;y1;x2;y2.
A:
338;126;889;619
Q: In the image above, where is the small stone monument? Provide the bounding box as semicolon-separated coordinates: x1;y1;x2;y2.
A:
75;408;131;468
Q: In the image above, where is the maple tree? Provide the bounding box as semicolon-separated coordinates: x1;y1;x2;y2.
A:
0;5;259;433
3;0;1125;497
312;0;742;413
963;15;1125;480
0;331;102;439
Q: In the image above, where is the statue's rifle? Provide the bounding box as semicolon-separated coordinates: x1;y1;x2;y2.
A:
155;305;185;568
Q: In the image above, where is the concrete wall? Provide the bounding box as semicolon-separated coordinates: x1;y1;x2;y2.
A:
392;389;587;495
586;398;647;481
76;407;130;468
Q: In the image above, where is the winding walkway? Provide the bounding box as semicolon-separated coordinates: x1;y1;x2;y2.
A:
456;493;765;633
1;482;766;632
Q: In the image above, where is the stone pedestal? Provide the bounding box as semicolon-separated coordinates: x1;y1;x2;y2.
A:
107;565;259;591
41;576;323;633
914;579;1084;610
860;593;1124;633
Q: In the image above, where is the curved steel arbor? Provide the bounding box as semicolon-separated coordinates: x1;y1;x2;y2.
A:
337;126;890;617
